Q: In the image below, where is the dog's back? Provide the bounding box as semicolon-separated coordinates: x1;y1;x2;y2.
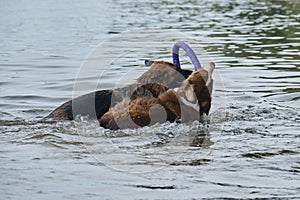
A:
45;61;192;121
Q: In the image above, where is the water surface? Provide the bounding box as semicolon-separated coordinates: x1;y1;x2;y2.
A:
0;0;299;199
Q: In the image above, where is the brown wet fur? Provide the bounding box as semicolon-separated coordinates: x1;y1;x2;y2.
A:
137;61;191;88
99;64;213;130
46;61;192;120
99;91;181;130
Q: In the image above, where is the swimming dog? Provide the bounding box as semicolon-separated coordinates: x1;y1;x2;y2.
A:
45;61;193;120
99;62;215;130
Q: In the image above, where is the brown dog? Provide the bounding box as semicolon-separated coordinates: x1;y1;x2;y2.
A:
99;62;215;130
45;61;192;121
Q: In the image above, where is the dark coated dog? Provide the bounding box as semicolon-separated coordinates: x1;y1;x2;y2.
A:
99;62;215;130
45;61;193;121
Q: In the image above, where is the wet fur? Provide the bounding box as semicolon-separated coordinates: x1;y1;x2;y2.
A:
45;61;192;120
99;64;214;130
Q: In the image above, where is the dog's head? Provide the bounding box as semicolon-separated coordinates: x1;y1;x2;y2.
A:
99;97;160;130
137;61;192;88
177;62;215;120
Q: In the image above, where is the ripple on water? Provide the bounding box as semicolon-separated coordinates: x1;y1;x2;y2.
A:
63;118;216;173
1;0;300;199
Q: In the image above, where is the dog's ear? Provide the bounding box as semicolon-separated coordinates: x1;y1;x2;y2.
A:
145;60;154;66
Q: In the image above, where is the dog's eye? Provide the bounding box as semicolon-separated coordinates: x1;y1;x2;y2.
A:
137;115;141;119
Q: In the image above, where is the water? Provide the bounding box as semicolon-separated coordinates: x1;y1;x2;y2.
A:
1;0;300;199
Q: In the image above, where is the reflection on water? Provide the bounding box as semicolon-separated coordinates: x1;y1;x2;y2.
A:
0;0;300;199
